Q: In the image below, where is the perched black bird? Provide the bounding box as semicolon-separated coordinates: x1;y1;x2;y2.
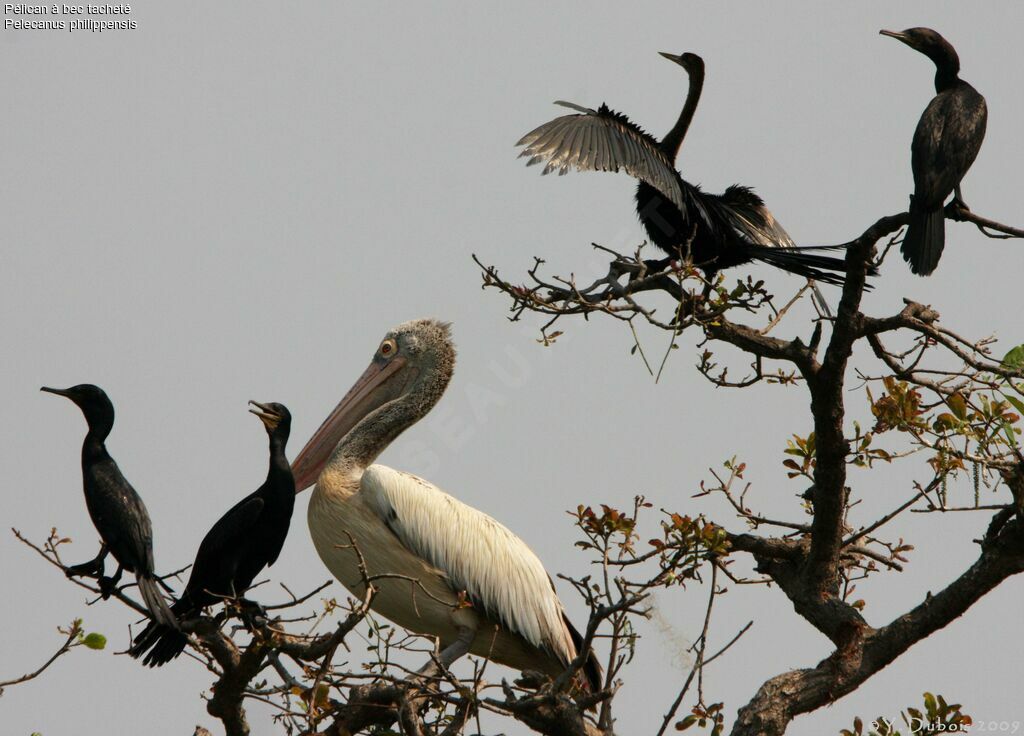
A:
517;51;869;288
129;401;295;667
881;27;987;276
41;384;177;628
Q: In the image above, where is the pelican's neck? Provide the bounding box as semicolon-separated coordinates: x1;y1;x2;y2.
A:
326;385;434;476
659;65;704;162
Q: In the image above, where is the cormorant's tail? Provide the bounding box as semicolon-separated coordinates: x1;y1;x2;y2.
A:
744;243;877;287
902;205;945;276
136;572;178;630
564;613;603;696
129;600;189;667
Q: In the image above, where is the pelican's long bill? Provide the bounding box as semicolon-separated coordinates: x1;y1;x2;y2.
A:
290;355;409;492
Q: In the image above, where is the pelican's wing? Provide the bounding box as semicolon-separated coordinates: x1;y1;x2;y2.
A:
361;465;574;661
711;185;794;248
517;101;692;215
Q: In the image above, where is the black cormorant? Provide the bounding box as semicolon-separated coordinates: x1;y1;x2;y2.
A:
128;401;294;667
881;27;987;276
41;384;177;628
516;51;870;288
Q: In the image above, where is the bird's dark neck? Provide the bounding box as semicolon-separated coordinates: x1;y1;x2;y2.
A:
81;431;111;466
927;42;961;92
265;434;295;497
659;67;704;161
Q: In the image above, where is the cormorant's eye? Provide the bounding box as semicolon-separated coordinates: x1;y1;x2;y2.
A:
380;339;398;358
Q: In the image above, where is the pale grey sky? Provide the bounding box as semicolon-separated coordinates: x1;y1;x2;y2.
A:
3;3;1022;734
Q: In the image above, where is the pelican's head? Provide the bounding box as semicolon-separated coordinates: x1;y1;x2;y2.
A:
658;51;704;77
291;319;455;492
880;27;958;67
41;383;115;434
249;400;292;440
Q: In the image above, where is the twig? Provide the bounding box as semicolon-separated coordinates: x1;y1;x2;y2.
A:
0;620;83;693
842;477;941;547
950;207;1024;239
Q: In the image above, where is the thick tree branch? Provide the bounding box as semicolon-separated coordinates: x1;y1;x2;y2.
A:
804;216;907;596
730;508;1024;736
704;319;818;378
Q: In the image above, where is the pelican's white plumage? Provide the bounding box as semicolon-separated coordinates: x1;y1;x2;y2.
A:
293;320;599;687
308;464;576;672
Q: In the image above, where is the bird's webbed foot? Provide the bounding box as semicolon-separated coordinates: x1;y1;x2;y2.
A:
641;256;674;275
946;198;972;221
66;559;102;578
514;670;548;690
66;545;109;579
237;598;269;627
947;186;973;219
97;565;124;600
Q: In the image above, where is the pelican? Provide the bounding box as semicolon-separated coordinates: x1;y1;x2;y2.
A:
291;319;601;689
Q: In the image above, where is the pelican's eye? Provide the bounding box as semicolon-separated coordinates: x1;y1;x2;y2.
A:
379;339;398;359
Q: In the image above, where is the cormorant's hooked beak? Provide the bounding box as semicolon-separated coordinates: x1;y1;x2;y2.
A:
658;51;686;66
879;29;909;44
249;401;281;431
40;386;72;398
290;355;410;493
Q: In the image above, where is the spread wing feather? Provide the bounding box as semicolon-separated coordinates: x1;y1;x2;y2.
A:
517;102;693;216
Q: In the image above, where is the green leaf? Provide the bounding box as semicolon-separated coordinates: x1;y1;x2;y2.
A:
1002;345;1024;394
947;393;968;420
933;412;958;431
1003;420;1017;447
81;632;106;650
1004;393;1024;417
1002;344;1024;370
676;714;698;730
